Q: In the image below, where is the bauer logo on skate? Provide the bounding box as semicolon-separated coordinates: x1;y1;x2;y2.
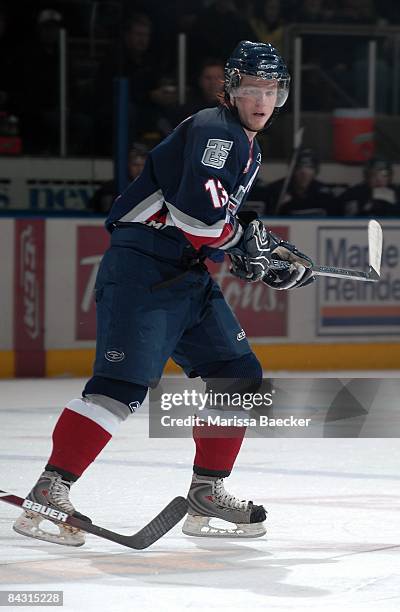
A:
22;499;68;522
317;225;400;336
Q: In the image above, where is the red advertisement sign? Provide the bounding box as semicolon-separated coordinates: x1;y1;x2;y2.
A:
208;225;289;337
76;226;110;340
14;219;45;376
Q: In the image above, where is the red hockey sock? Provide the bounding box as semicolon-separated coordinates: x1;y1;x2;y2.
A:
47;407;112;478
192;424;246;477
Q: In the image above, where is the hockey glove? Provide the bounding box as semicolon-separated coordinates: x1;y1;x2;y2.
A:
228;219;272;282
262;233;315;290
228;220;315;289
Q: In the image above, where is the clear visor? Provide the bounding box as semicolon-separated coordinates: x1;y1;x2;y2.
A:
230;77;290;108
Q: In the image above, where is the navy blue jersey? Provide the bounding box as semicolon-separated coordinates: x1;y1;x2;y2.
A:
106;106;261;251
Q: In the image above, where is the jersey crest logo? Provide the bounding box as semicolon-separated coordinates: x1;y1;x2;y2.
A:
201;139;233;169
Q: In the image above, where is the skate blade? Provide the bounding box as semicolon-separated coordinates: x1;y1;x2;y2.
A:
13;512;85;547
182;514;267;538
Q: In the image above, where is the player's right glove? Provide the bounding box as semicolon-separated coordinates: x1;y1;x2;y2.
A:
228;219;315;289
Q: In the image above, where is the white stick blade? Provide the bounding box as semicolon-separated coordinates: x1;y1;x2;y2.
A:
368;219;383;276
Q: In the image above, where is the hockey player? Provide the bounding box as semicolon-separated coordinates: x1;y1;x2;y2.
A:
13;41;314;545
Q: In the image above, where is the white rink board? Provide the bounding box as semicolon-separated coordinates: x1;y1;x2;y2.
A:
1;217;399;353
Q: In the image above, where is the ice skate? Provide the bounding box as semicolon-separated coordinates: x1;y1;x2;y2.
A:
182;474;267;538
13;471;91;547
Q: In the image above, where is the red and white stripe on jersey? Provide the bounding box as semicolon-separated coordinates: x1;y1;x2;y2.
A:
164;200;240;250
118;188;240;251
144;208;238;250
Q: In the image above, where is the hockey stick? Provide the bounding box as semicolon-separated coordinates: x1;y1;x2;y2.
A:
310;219;383;282
0;490;188;550
269;220;383;283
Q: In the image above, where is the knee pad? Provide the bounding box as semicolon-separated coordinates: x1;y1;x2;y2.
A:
198;353;263;395
83;376;148;420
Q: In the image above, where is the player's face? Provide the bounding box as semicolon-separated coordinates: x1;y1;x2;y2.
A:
232;75;278;133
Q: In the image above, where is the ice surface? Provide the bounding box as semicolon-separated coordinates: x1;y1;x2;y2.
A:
0;376;399;612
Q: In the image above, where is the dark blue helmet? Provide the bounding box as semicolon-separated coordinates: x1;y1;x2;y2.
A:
225;41;290;108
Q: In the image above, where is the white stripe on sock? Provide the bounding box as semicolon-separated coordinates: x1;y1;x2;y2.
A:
66;398;123;435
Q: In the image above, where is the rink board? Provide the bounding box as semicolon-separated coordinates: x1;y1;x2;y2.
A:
0;217;399;377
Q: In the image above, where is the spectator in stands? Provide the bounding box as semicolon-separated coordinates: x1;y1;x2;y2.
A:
91;143;149;214
138;76;181;144
139;59;226;144
262;148;337;216
177;59;225;120
247;0;285;53
127;0;189;67
338;158;400;217
93;13;160;155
